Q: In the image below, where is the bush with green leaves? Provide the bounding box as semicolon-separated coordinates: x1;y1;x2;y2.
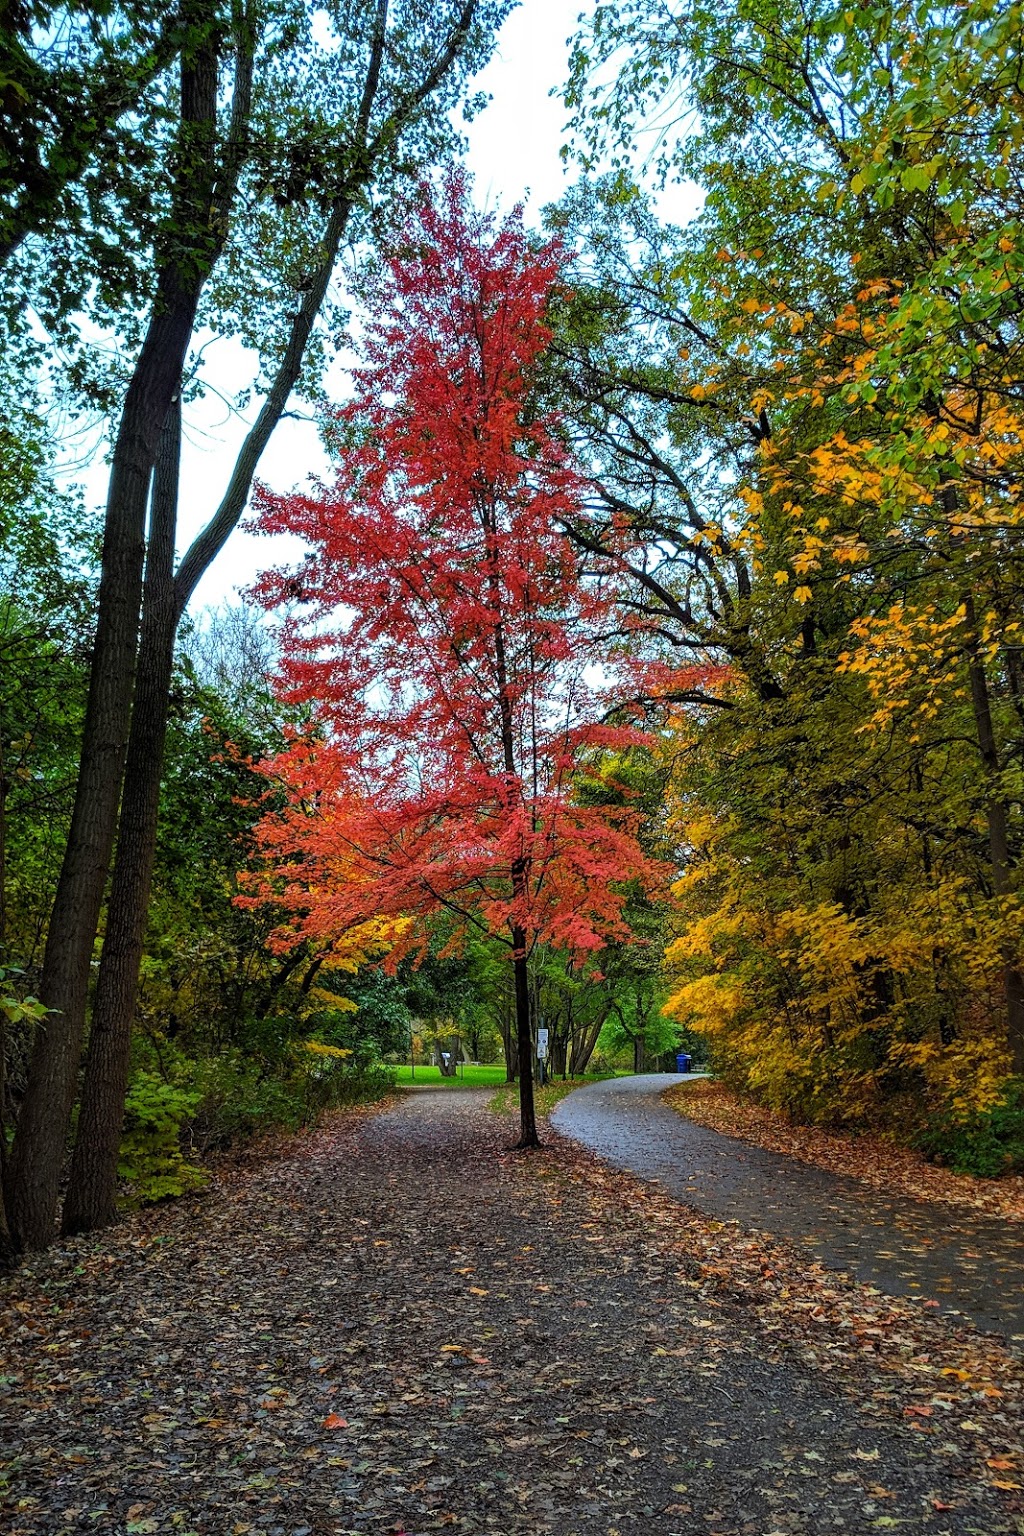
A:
156;1045;396;1158
914;1080;1024;1178
177;1050;306;1154
117;1073;206;1204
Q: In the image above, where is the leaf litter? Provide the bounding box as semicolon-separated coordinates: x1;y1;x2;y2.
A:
1;1087;1022;1535
668;1080;1024;1223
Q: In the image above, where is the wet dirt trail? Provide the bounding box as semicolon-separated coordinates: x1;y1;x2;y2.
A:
552;1075;1024;1339
2;1087;1024;1536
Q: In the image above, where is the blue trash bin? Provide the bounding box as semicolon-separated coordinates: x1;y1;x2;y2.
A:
675;1052;692;1073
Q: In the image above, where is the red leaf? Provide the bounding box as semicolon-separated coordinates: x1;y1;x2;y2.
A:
242;170;669;975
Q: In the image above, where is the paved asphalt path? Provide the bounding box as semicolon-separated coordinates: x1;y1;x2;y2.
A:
552;1074;1024;1340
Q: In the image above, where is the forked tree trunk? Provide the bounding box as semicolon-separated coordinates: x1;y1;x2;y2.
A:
437;1034;461;1076
61;397;181;1236
569;1015;604;1076
549;1015;568;1078
4;23;220;1251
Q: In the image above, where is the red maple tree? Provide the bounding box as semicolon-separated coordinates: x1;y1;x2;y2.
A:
244;170;665;1146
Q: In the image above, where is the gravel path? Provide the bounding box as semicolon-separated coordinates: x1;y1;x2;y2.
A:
552;1075;1024;1338
2;1087;1023;1536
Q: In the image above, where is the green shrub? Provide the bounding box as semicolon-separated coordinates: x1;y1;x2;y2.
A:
118;1072;207;1203
181;1049;305;1153
914;1079;1024;1178
325;1060;396;1106
293;1042;396;1119
179;1046;396;1154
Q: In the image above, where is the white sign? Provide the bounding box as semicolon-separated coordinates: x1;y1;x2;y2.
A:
536;1028;549;1059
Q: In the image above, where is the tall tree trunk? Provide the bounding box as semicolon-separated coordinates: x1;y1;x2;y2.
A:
61;397;181;1236
4;20;220;1251
500;1005;518;1079
488;529;539;1146
0;1168;12;1271
964;592;1024;1073
549;1012;569;1078
0;729;12;1267
512;925;538;1148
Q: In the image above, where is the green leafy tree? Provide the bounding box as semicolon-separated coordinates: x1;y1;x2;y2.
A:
561;0;1024;1144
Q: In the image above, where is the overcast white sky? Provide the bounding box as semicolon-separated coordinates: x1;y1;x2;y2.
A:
69;1;681;614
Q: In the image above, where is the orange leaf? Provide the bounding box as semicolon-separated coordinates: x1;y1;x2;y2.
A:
322;1413;348;1430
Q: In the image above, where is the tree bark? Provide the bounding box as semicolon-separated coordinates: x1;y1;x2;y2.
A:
548;1008;569;1078
436;1035;461;1077
512;924;538;1148
4;19;220;1251
964;592;1024;1073
486;506;539;1146
0;725;13;1267
61;396;181;1236
500;1004;518;1079
569;1015;604;1076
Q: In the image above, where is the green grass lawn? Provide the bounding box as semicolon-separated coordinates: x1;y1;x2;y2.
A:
392;1063;510;1088
391;1064;630;1103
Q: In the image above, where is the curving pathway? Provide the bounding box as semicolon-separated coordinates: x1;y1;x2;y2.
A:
4;1086;1024;1535
552;1073;1024;1340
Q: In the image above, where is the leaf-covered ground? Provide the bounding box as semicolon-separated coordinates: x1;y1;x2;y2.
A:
3;1087;1024;1535
553;1075;1024;1339
668;1080;1024;1223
